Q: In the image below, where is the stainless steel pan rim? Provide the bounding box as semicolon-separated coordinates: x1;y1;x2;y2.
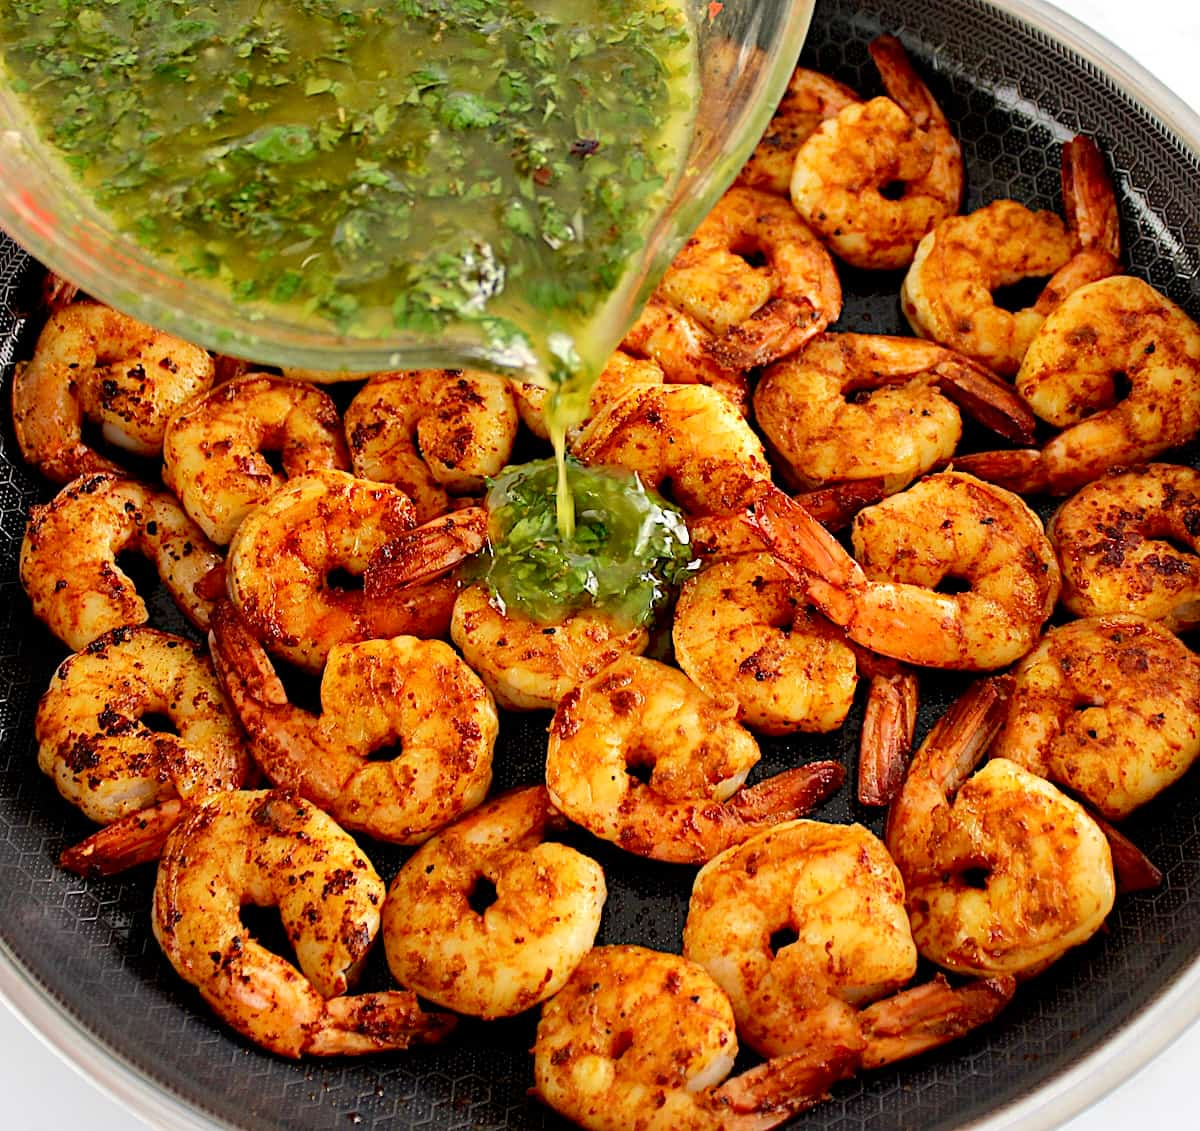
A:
4;0;1200;1128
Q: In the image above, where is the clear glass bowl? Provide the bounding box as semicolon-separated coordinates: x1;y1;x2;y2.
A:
0;1;814;373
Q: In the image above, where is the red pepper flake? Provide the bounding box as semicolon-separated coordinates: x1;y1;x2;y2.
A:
707;2;724;21
533;166;553;186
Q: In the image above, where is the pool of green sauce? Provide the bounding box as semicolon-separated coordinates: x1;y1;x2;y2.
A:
0;0;695;359
477;458;696;627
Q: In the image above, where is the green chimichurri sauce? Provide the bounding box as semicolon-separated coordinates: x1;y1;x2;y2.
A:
477;457;696;627
0;0;696;367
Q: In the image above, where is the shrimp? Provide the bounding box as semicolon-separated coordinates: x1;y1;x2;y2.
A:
682;820;1014;1069
152;788;456;1058
533;945;859;1131
736;68;861;197
11;301;215;482
450;585;648;711
992;615;1200;819
789;36;963;270
162;374;349;544
901;136;1121;377
672;552;858;735
749;472;1060;670
545;655;844;864
382;786;605;1019
225;470;457;674
886;677;1116;978
752;333;1035;495
20;472;223;650
209;602;496;844
956;278;1200;494
1047;463;1200;631
343;369;518;524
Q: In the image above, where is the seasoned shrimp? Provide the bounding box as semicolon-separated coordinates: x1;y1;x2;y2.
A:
753;333;1035;495
20;473;222;650
162;375;349;544
383;786;605;1019
11;302;214;482
152;788;456;1058
533;945;859;1131
451;585;648;711
901;136;1121;377
993;615;1200;819
226;470;456;673
957;278;1200;494
683;820;1014;1069
672;553;858;735
210;603;496;844
750;472;1060;669
886;678;1115;978
344;369;518;523
545;655;844;864
1048;463;1200;631
790;36;962;270
737;68;861;196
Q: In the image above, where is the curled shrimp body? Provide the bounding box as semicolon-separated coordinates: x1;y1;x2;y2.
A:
672;553;858;735
751;473;1060;670
753;333;1035;494
1048;463;1200;631
152;788;456;1058
533;945;858;1131
573;383;773;516
790;36;963;271
226;470;456;674
20;473;223;650
382;787;606;1019
344;370;518;524
901;136;1121;378
887;679;1115;978
163;375;349;544
993;615;1200;819
451;585;648;712
210;603;496;844
36;626;249;824
545;655;844;864
11;302;215;483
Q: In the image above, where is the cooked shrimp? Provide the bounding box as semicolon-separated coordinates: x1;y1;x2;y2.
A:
886;677;1116;978
36;625;249;826
992;615;1200;819
753;333;1035;495
901;136;1121;377
450;585;648;711
1047;463;1200;631
382;786;605;1019
749;472;1060;669
226;470;456;674
209;602;496;844
737;68;861;196
277;366;365;383
683;820;1014;1070
152;788;456;1058
162;375;349;544
20;472;223;650
957;278;1200;495
572;383;773;516
672;553;858;735
11;302;215;482
790;36;962;270
343;369;518;524
533;945;859;1131
545;655;844;864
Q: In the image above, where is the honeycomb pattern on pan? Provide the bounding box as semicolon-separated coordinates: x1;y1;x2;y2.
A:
2;0;1200;1128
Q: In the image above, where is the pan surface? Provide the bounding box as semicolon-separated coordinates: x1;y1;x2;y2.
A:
3;1;1200;1129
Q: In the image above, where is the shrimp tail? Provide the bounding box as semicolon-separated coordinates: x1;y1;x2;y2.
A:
59;798;187;877
858;974;1017;1070
305;992;457;1056
726;761;846;826
1087;809;1163;894
793;478;888;531
858;670;919;805
208;600;290;709
364;506;488;597
933;357;1037;445
947;449;1051;495
868;35;942;129
706;296;826;371
1061;135;1121;258
710;1045;860;1130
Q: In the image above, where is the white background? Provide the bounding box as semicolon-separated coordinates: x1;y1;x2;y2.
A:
3;0;1200;1128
